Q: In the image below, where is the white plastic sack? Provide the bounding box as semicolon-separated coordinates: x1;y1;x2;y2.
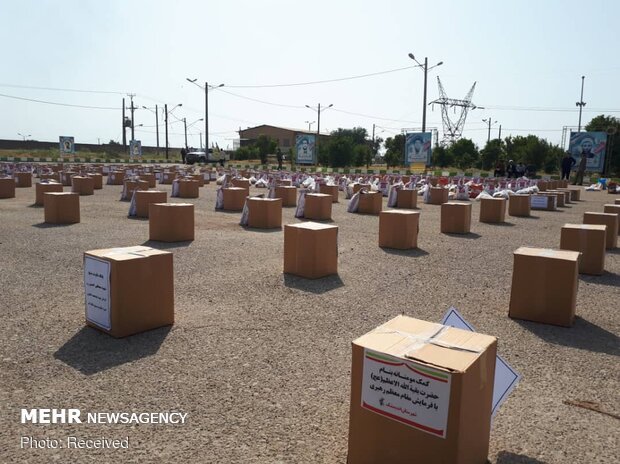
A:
347;190;362;213
492;189;512;199
295;190;307;218
387;184;401;207
422;184;431;203
171;179;180;197
239;199;249;226
456;185;470;201
475;191;494;201
128;192;137;217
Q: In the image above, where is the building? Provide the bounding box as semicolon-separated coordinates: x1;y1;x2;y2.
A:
238;124;330;154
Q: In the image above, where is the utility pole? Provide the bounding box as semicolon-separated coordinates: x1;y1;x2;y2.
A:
482;118;497;144
183;118;188;149
122;98;126;148
128;94;136;141
155;104;159;156
498;125;502;141
576;75;586;132
316;103;321;166
205;81;209;152
486;118;491;143
164;104;169;160
199;132;203;150
422;57;428;133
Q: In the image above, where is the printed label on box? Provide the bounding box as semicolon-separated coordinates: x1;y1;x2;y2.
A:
84;256;111;330
361;349;451;438
530;196;549;209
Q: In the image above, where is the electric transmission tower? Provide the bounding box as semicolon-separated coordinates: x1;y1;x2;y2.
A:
430;77;478;146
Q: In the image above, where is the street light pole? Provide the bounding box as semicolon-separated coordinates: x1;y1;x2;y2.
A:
306;103;333;166
165;104;169;160
482;118;497;143
576;75;586;132
205;81;209;153
408;53;443;134
184;118;188;149
155;104;159;156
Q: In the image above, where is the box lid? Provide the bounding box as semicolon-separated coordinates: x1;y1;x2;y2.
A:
562;223;607;232
306;193;332;198
353;315;496;373
152;202;193;207
381;210;419;216
514;246;580;262
247;197;281;203
85;246;171;262
286;221;337;231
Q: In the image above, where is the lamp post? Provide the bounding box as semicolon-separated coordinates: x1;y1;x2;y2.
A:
482;118;498;143
407;53;443;133
164;103;182;160
17;133;31;141
305;104;333;165
186;78;224;153
305;120;316;131
576;75;586;132
142;105;159;155
184;118;204;149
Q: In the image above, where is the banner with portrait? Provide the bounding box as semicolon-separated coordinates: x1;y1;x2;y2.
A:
59;136;75;159
295;134;316;164
405;132;432;165
568;131;606;172
129;140;142;160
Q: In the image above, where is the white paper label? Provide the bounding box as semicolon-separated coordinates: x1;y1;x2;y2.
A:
361;349;451;438
530;196;549;209
84;256;111;330
441;307;521;419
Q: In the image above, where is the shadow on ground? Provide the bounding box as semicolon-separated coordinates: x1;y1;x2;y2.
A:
54;326;171;375
496;451;548;463
283;273;344;294
381;247;430;257
516;316;619;356
580;271;619;287
241;226;282;233
442;232;482;239
32;222;78;228
142;240;193;249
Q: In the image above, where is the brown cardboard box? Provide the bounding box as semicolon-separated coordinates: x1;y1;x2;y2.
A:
530;194;556;211
548;180;559;190
304;193;332;220
615;198;620;205
548;190;570;205
61;171;76;186
441;202;472;234
560;224;606;275
140;173;157;188
429;187;449;205
189;174;205;187
231;178;251;189
44;192;80;224
379;210;419;249
109;171;125;185
401;175;411;185
353;183;371;194
276;179;292;186
508;194;530;217
71;176;95;196
319;184;339;203
160;172;176;185
479;197;506;223
347;315;497;464
396;189;418;209
544;191;565;207
536;180;548;192
149;203;194;242
559;179;569;188
14;172;32;188
178;179;200;198
83;246;174;338
274;186;297;207
35;181;63;206
247;197;282;229
134;190;167;218
283;222;338;279
603;204;620;235
509;247;580;327
568;189;580;201
223;187;249;211
122;179;149;200
87;173;103;190
583;212;618;248
358;191;383;215
0;178;16;199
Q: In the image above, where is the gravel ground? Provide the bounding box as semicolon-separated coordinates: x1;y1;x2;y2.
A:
0;171;618;464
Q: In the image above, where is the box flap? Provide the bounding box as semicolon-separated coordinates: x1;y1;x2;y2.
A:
288;221;337;231
85;246;171;261
562;223;607;231
514;246;580;261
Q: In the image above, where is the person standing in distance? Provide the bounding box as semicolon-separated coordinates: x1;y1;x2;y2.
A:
574;153;587;185
560;152;576;181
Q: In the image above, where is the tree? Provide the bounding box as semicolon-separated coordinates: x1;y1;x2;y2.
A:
479;139;505;171
234;146;258;161
254;134;277;165
325;136;355;167
447;138;479;170
431;145;454;168
504;135;564;173
369;136;383;168
585;114;620;175
384;134;404;168
354;144;372;168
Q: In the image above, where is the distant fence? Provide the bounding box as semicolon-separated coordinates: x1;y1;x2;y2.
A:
0;139;180;155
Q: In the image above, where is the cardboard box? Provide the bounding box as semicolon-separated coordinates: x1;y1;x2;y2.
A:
559;179;569;188
189;174;205;187
358;191;383;215
44;192;80;224
247;197;282;229
40;173;61;182
347;315;497;464
178;179;200;198
276;179;292;186
603;204;620;235
509;247;579;327
231;178;251;189
548;190;570;205
223;187;249;211
274;186;297;207
536;180;548;192
560;224;606;275
121;179;149;201
35;181;63;206
304;193;332;220
544;191;565;207
87;173;103;190
441;202;472;234
353;183;371;194
108;171;125;185
83;246;174;338
60;171;75;186
149;203;194;242
615;198;620;205
379;210;419;249
583;212;618;249
283;222;338;279
134;190;167;218
479;197;506;223
530;194;556;211
160;172;176;185
401;175;411;185
557;188;579;202
429;187;449;205
396;189;418;209
140;173;157;188
319;184;339;203
14;172;32;188
508;194;530;217
71;176;95;196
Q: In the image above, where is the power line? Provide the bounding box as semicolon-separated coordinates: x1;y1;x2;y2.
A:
218;88;305;109
0;83;127;95
0;92;118;110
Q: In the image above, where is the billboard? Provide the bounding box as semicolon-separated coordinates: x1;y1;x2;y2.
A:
295;134;316;164
129;140;142;159
59;136;75;155
405;132;432;165
568;131;607;173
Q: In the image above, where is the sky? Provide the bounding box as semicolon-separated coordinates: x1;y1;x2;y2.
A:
1;0;619;152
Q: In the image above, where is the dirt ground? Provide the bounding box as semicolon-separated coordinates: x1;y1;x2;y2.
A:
0;172;618;464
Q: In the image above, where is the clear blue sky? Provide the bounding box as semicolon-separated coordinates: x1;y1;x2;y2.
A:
1;0;619;151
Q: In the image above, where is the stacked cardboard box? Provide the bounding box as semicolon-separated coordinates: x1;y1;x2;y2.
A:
274;186;297;207
347;315;497;464
134;190;167;218
583;212;618;249
479;197;506;223
284;222;338;279
560;224;606;275
319;184;339;203
429;187;449;205
83;246;174;338
358;191;383;215
71;176;95;196
440;202;472;234
247;198;282;229
189;174;205;187
509;247;580;327
304;193;332;220
396;189;418;209
44;192;80;224
35;181;63;206
140;173;157;188
223;187;249;211
378;210;419;249
508;194;530;217
14;172;32;188
178;179;200;198
149;203;194;242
